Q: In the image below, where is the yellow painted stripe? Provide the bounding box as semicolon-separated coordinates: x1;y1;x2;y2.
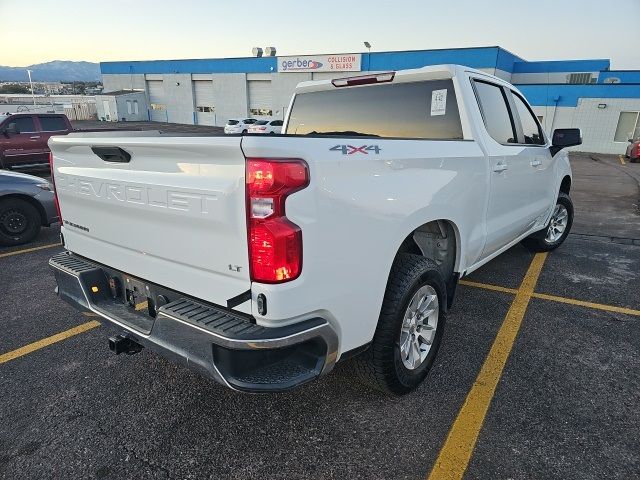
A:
619;155;626;165
0;321;100;365
459;279;640;318
459;279;518;295
0;242;61;259
532;292;640;317
428;253;547;480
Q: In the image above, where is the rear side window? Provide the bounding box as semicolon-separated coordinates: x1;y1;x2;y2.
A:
7;116;36;133
286;79;463;139
473;81;516;144
510;92;545;145
270;120;283;126
39;116;67;132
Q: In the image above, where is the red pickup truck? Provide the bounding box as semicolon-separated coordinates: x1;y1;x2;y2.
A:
0;113;74;170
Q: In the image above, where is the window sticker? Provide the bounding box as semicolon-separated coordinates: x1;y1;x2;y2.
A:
431;89;447;116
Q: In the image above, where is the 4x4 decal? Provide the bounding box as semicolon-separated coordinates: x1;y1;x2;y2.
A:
330;145;382;155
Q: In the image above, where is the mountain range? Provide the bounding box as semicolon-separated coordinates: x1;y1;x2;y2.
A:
0;61;101;82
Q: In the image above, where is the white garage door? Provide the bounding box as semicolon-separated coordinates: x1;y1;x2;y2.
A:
248;80;272;118
194;80;216;126
146;80;166;122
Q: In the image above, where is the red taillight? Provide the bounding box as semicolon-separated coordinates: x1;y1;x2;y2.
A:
246;158;308;283
332;72;395;87
49;152;62;222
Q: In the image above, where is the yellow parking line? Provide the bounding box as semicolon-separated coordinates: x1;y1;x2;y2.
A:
619;155;626;165
459;279;518;295
0;320;100;365
531;292;640;317
0;242;61;259
460;279;640;317
428;253;547;480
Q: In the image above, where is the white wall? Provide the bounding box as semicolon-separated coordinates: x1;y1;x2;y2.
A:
211;73;247;126
272;73;311;120
573;98;640;154
102;73;146;92
531;98;640;155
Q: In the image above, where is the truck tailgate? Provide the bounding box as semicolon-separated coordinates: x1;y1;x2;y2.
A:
49;133;251;313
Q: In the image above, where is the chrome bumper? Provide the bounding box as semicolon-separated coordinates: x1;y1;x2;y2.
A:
49;251;339;392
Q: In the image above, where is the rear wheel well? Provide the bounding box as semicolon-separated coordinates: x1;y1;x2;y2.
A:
560;176;571;194
396;220;458;289
0;194;47;226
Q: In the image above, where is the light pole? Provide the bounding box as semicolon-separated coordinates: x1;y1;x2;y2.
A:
26;69;36;106
364;41;371;53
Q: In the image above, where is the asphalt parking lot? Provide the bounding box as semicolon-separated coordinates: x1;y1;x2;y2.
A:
1;152;638;479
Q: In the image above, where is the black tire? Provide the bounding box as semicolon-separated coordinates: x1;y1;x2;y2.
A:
521;192;573;252
354;254;447;395
242;129;247;134
0;198;41;246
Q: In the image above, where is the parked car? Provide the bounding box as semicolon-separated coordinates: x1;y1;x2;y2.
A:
224;118;258;134
48;65;580;395
0;169;59;246
625;138;639;163
0;113;75;170
247;120;284;134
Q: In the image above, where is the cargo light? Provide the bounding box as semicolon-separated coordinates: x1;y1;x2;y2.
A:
246;158;308;283
332;72;395;88
49;152;63;223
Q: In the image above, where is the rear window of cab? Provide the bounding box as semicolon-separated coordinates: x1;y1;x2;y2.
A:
286;79;463;140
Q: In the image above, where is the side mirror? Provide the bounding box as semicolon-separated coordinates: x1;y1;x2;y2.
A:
629;138;634;143
550;128;582;156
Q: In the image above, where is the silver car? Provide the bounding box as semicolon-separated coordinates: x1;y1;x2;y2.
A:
0;170;59;246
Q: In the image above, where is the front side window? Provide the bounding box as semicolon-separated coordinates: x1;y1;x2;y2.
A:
270;120;283;126
286;79;463;139
473;80;516;144
510;93;545;145
7;116;36;133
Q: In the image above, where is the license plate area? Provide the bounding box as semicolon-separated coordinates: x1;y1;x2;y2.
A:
123;276;154;317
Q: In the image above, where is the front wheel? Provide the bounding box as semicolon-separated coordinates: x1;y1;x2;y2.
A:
0;198;41;246
522;192;573;252
354;254;447;395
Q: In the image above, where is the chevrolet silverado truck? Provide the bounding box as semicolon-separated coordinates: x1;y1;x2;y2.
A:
48;65;581;395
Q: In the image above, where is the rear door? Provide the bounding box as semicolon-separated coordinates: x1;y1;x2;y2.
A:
471;79;538;258
36;115;70;157
0;116;43;169
49;133;252;313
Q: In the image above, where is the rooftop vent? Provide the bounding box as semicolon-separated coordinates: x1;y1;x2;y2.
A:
265;47;277;57
252;47;263;58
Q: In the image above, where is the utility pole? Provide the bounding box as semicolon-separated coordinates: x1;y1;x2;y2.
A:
26;69;36;105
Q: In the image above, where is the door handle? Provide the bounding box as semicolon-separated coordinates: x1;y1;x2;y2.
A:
29;136;40;139
492;161;508;173
530;159;542;167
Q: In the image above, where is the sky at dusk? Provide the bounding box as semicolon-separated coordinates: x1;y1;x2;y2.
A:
1;0;639;69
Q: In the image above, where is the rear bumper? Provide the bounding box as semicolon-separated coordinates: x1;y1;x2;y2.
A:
49;251;338;392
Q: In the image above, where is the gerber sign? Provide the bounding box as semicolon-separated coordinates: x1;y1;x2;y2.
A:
278;54;361;73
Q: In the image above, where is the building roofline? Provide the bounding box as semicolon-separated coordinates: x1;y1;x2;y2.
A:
100;45;520;66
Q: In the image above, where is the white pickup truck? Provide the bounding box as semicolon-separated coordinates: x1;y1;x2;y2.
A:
48;65;581;395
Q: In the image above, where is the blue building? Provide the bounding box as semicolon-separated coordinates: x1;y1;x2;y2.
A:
100;46;640;154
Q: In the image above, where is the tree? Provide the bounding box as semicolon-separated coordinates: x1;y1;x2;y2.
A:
0;84;30;94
